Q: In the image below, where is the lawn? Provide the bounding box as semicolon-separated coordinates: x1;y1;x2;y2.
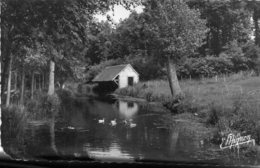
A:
116;73;260;106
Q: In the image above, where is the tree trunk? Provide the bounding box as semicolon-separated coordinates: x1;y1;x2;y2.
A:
48;60;55;95
42;73;45;90
31;72;35;99
34;75;37;91
253;9;260;46
166;55;182;98
14;71;17;91
20;67;25;105
39;74;42;91
6;55;13;106
1;47;11;99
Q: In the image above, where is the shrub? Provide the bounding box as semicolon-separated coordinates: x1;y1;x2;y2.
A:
177;55;233;79
243;42;260;75
206;104;221;126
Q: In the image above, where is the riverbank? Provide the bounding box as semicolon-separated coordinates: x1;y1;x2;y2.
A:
115;73;260;144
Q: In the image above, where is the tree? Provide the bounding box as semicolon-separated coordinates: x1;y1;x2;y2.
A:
1;0;36;104
2;0;142;103
187;0;252;56
244;0;260;46
144;0;207;98
30;0;141;96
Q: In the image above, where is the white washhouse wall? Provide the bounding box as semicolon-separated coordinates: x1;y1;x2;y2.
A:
117;65;139;88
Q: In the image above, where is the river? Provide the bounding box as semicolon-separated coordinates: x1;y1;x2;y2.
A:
1;96;260;165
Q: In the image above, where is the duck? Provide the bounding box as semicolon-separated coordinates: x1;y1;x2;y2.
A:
110;119;117;126
123;119;128;125
129;121;137;128
98;118;105;124
67;126;75;130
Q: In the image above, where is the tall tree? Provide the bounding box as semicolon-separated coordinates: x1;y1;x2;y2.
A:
144;0;207;98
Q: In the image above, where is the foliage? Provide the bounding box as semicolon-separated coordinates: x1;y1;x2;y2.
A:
143;0;208;63
1;0;141;101
188;0;252;56
177;55;233;78
223;40;249;72
25;92;61;120
125;54;166;80
243;42;260;75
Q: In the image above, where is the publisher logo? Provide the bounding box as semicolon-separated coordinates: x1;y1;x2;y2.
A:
220;133;255;149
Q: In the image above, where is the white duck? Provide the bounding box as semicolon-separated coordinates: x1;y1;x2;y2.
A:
67;126;75;130
110;119;117;126
129;121;137;128
98;118;105;124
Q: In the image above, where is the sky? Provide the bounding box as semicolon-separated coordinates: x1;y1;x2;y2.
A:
94;5;144;24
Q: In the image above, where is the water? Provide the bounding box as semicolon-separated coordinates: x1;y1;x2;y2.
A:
2;97;260;165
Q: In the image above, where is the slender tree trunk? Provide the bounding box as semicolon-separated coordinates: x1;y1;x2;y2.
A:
48;60;55;95
31;72;35;99
14;71;17;91
6;55;13;106
166;55;182;98
34;75;37;91
42;73;45;90
39;74;42;91
1;47;11;98
253;9;260;46
20;67;25;105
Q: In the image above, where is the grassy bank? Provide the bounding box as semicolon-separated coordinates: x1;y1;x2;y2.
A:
115;73;260;144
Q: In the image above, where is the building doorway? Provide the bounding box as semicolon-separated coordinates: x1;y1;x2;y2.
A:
128;77;134;86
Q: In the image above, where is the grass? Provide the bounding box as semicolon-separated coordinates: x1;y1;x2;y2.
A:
115;72;260;144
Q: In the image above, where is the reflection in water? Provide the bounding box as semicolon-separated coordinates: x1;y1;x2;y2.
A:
117;101;138;120
1;97;260;165
50;115;57;155
85;142;134;161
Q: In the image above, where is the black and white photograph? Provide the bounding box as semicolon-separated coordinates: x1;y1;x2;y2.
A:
0;0;260;167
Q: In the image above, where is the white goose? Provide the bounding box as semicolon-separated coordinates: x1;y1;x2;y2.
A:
98;118;105;124
110;119;117;126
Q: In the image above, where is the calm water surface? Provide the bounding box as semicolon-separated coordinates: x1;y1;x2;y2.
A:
2;97;260;165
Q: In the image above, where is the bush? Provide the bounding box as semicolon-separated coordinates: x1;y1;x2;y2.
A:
25;92;61;120
207;93;260;144
243;43;260;76
177;55;233;79
206;104;221;126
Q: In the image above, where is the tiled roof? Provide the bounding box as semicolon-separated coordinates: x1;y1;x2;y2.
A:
92;64;128;82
